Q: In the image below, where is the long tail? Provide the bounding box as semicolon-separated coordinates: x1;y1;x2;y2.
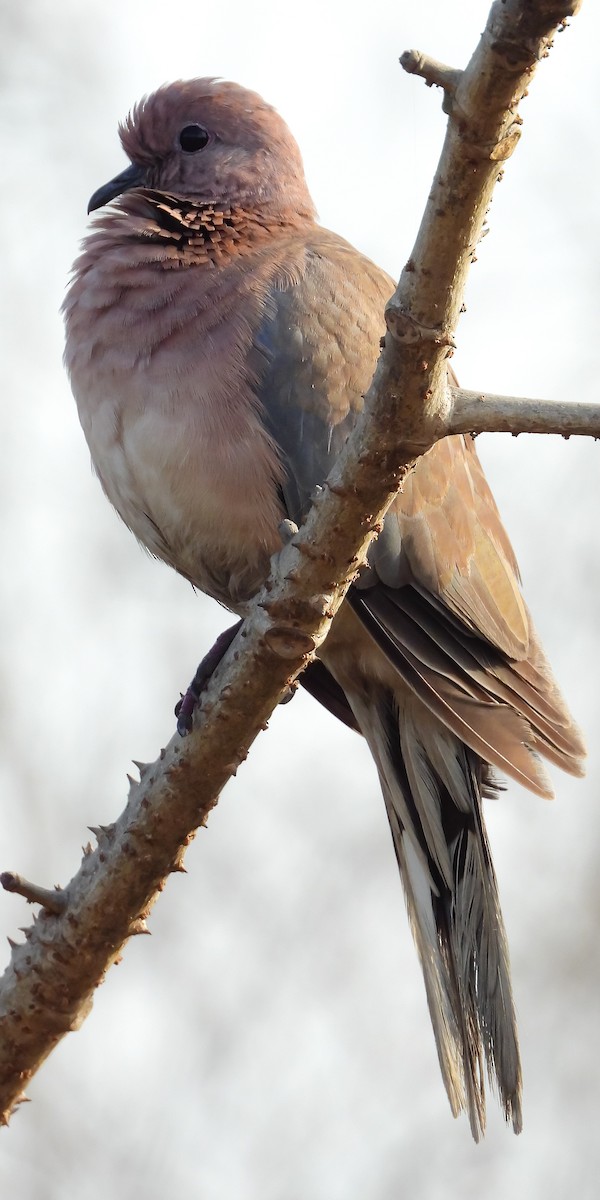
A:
349;684;522;1141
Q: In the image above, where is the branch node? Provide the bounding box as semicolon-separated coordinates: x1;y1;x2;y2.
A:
263;625;316;660
295;542;331;562
385;303;456;352
327;483;354;498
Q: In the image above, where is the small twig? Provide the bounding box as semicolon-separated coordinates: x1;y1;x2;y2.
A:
449;388;600;438
1;873;67;916
400;50;463;96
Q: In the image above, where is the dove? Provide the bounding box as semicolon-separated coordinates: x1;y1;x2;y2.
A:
63;78;585;1139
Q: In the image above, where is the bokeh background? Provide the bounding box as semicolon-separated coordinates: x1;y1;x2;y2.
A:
1;1;599;1196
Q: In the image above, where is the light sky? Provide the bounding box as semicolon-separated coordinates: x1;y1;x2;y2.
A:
1;2;599;1196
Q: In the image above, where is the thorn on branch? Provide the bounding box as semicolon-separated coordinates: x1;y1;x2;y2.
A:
132;759;152;780
1;872;67;915
88;823;116;846
128;918;151;936
1;1093;29;1126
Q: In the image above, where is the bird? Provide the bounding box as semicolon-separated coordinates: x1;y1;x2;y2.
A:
63;78;585;1140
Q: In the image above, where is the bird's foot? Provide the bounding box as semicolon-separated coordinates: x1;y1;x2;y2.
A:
175;619;243;736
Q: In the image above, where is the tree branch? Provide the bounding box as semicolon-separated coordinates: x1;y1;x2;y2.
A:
0;0;588;1124
0;874;67;917
400;50;462;96
449;388;600;437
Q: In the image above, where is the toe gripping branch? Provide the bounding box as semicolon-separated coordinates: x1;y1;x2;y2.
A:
175;619;244;736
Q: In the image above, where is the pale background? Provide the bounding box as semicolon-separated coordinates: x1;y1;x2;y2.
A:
1;1;599;1197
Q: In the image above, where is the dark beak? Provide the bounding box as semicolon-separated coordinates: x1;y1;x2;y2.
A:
87;162;147;214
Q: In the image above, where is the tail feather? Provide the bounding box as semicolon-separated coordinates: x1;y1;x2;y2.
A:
350;685;522;1141
348;586;585;795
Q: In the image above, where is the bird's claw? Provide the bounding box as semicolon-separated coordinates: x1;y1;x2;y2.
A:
175;687;200;737
175;618;243;736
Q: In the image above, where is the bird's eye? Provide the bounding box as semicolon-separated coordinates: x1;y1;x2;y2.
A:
178;124;210;153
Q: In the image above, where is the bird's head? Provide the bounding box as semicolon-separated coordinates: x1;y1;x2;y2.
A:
87;78;316;220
